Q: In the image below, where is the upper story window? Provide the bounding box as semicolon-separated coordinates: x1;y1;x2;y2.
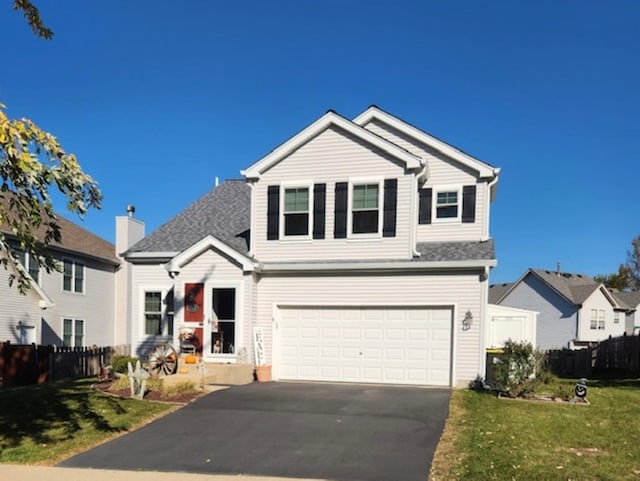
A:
590;309;605;330
63;259;84;293
351;183;380;234
16;250;40;284
283;187;310;236
614;311;621;324
418;185;476;225
436;191;458;218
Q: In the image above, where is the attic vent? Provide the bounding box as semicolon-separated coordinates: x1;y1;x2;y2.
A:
545;270;551;274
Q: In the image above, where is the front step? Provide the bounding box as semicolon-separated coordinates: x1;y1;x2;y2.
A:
165;358;254;386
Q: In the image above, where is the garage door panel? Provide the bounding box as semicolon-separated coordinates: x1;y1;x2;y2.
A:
278;306;452;386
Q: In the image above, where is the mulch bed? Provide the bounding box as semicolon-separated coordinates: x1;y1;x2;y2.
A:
93;380;204;404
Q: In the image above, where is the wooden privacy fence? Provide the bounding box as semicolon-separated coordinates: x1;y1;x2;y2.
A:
547;334;640;378
0;343;130;386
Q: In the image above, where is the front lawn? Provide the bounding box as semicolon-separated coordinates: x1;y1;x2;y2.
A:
430;380;640;481
0;378;176;464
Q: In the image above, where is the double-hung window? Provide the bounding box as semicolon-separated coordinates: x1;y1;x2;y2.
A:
16;250;40;284
63;318;84;347
283;187;309;236
351;183;379;234
590;309;605;330
144;291;163;335
435;188;461;221
63;259;84;293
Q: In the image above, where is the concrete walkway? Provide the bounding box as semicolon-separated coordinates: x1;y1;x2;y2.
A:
0;465;328;481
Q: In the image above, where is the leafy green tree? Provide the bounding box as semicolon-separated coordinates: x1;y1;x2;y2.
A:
594;268;631;291
626;235;640;290
1;2;102;292
595;234;640;292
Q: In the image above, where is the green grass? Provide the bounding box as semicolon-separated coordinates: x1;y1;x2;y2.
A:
431;379;640;481
0;378;176;464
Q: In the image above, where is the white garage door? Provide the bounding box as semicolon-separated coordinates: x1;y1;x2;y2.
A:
277;306;452;386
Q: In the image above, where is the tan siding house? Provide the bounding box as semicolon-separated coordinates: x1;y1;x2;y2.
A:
123;106;500;387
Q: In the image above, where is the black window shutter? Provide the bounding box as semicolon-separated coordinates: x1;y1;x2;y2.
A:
383;179;397;237
418;188;432;225
334;182;348;239
313;183;326;239
267;185;279;240
462;185;477;223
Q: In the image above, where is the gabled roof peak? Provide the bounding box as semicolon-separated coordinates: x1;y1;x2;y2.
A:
241;108;423;179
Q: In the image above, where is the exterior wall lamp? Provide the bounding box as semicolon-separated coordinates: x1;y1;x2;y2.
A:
462;310;473;330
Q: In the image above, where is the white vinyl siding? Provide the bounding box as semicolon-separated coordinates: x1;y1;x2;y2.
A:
363;119;488;242
258;270;484;386
0;268;43;344
577;289;626;343
129;248;253;358
253;126;412;261
34;254;116;347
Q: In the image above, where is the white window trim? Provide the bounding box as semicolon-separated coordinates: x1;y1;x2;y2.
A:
433;185;463;224
141;287;171;337
18;250;40;284
62;258;85;294
348;177;384;238
279;181;313;240
590;308;605;330
62;317;85;347
204;280;243;361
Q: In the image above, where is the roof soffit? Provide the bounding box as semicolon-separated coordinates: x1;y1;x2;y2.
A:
241;111;423;179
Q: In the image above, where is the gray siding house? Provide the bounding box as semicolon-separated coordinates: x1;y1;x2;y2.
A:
490;269;626;350
0;215;119;347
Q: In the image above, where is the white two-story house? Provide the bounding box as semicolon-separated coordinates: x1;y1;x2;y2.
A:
121;106;500;387
0;215;119;347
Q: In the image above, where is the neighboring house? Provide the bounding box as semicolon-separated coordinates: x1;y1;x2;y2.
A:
609;289;640;335
121;106;501;387
489;268;626;350
0;215;120;347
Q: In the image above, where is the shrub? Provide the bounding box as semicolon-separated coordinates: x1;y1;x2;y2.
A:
111;355;140;374
493;340;536;397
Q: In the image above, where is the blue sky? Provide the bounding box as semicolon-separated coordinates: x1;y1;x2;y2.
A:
1;1;638;284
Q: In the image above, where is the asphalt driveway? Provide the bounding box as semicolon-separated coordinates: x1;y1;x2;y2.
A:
59;382;451;481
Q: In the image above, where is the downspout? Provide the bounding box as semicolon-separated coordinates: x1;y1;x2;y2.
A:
412;162;429;258
247;180;256;257
482;168;500;241
479;265;491;383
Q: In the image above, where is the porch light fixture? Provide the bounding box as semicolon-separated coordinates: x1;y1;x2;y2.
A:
462;310;473;330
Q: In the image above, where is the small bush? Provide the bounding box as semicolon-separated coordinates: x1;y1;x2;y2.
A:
494;340;536;397
111;355;140;374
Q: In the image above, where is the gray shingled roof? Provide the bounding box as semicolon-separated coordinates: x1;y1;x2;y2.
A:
415;239;495;262
611;290;640;309
529;269;598;305
128;179;250;254
488;283;513;304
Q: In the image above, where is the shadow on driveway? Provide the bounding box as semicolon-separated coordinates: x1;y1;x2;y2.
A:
60;382;451;481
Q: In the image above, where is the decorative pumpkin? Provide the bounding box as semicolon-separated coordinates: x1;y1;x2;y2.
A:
185;354;198;364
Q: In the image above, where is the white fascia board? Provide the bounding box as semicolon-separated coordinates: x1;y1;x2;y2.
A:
241;111;422;179
258;258;496;273
124;251;179;261
165;235;256;274
353;106;499;179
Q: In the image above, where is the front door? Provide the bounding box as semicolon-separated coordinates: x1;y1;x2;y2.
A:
207;287;237;358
